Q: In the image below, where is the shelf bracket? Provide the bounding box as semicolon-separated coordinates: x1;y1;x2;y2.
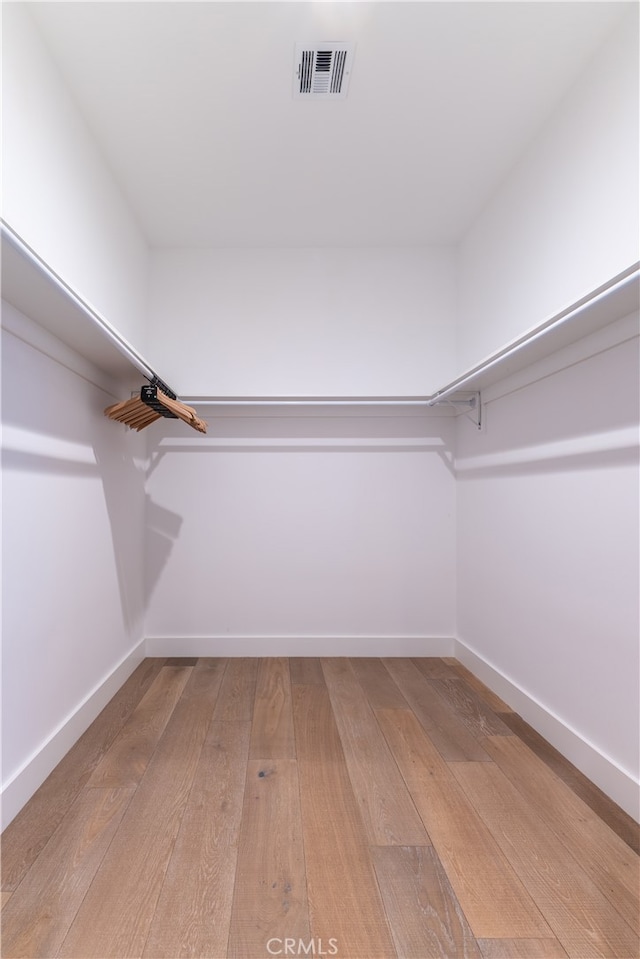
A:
429;391;482;430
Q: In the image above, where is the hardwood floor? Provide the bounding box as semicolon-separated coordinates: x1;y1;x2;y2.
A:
2;658;638;959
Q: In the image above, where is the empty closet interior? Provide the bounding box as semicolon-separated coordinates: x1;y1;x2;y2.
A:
2;1;639;831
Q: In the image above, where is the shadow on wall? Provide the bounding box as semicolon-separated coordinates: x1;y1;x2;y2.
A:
1;446;98;477
92;414;149;639
139;412;454;615
2;386;151;642
1;323;152;646
2;392;184;639
1;360;160;712
455;433;639;480
144;495;184;605
144;412;457;478
454;333;640;480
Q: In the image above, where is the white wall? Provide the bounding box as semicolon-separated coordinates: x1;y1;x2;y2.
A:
144;411;456;655
1;303;148;827
457;7;639;375
147;247;456;397
455;316;639;816
1;4;151;825
1;4;150;354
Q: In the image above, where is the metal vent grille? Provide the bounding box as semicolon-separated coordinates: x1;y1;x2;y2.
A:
294;43;354;99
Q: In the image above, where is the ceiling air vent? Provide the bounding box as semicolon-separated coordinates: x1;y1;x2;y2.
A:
294;43;355;99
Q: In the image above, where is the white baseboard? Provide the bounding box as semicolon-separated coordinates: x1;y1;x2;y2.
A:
7;635;635;829
145;635;455;658
1;640;146;831
454;639;640;822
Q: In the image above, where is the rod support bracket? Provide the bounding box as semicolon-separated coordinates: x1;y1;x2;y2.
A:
463;391;482;430
428;391;482;429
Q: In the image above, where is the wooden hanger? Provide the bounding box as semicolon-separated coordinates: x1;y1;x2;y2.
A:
104;385;207;434
151;388;208;434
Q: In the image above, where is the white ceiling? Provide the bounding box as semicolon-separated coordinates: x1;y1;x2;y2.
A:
29;1;629;248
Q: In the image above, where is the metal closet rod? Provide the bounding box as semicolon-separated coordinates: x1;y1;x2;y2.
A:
426;262;640;406
1;221;160;385
184;262;639;408
5;220;636;409
182;396;434;406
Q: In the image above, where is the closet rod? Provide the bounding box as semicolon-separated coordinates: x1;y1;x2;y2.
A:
181;396;433;406
426;262;640;406
1;220;158;384
184;263;638;410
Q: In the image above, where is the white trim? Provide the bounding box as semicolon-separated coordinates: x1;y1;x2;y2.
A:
145;635;455;658
454;639;640;823
1;640;146;830
4;637;636;826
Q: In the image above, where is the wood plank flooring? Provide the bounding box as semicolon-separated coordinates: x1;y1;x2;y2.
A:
2;658;638;959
